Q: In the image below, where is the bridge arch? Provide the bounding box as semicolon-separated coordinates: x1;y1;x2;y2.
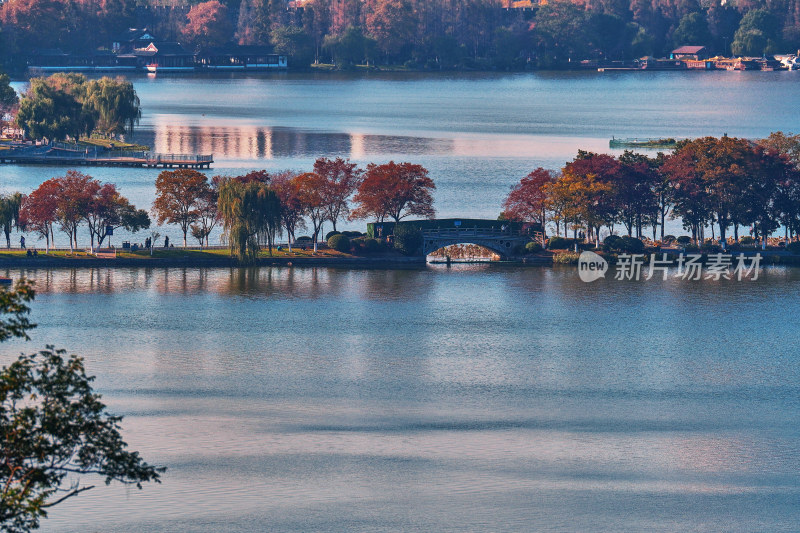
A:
423;238;518;259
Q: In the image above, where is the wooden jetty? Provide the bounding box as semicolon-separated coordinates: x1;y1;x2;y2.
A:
0;143;213;169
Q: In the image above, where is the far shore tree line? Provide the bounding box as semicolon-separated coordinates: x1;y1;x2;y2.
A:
501;131;800;250
0;73;141;142
9;157;436;261
2;0;800;71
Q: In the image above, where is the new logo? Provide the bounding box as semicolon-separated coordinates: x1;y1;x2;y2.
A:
578;251;608;282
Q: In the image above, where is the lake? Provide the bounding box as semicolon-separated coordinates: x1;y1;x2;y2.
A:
1;263;798;532
4;70;800;245
2;71;800;531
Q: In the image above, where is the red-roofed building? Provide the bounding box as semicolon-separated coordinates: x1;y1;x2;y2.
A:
671;46;709;60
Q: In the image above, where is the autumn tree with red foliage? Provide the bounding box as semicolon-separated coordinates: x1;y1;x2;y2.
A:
19;179;59;252
84;182;150;250
182;0;234;49
503;167;557;239
351;161;435;223
152;169;210;247
313;157;362;231
292;171;328;251
270;171;306;251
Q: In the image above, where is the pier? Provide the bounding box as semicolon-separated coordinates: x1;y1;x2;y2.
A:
0;143;213;169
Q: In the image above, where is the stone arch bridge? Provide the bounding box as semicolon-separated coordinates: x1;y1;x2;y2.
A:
368;219;543;260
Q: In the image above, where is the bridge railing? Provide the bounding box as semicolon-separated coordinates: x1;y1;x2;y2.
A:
422;227;527;237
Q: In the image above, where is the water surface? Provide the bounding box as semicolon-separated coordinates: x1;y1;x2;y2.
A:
1;265;798;531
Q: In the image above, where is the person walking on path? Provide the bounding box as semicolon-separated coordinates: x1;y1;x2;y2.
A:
164;236;169;248
19;236;25;249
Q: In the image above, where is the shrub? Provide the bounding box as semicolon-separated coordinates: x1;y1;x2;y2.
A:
552;251;580;264
663;235;676;243
525;241;543;254
295;235;312;242
739;236;755;245
327;234;351;252
342;231;363;238
325;230;341;241
787;241;800;254
619;236;645;254
602;235;622;252
676;235;692;245
604;235;644;254
547;236;570;249
364;238;383;253
393;225;423;255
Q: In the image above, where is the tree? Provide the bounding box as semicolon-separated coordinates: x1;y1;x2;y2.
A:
182;0;234;49
616;151;658;239
364;0;417;60
0;193;23;249
0;72;18;118
351;161;435;223
217;178;281;262
731;8;781;56
662;144;712;243
503;168;556;241
672;12;712;48
152;169;209;247
291;172;328;252
0;281;164;532
15;74;140;141
15;79;90;141
189;184;218;248
270;171;306;252
322;26;377;67
313;157;362;231
19;180;59;253
759;132;800;169
53;171;97;252
82;77;141;137
560;151;620;245
84;183;149;250
271;26;315;68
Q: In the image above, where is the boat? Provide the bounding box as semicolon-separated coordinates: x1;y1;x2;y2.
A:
145;64;195;73
609;137;679;149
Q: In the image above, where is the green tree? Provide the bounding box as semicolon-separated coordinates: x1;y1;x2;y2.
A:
0;72;18;116
0;193;22;249
322;26;377;67
672;12;712;48
15;79;89;141
533;2;593;68
82;77;141;137
0;281;164;532
218;179;282;262
271;26;315;68
731;8;781;56
392;223;423;255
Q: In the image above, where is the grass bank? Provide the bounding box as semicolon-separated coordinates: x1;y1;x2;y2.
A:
0;248;427;268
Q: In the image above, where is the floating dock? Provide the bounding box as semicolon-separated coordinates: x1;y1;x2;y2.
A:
0;144;213;169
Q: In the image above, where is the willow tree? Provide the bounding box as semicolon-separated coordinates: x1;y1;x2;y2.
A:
0;193;22;248
218;179;281;263
83;77;141;137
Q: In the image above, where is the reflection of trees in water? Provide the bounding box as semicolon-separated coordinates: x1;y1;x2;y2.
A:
145;124;452;160
429;244;500;260
2;266;435;299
